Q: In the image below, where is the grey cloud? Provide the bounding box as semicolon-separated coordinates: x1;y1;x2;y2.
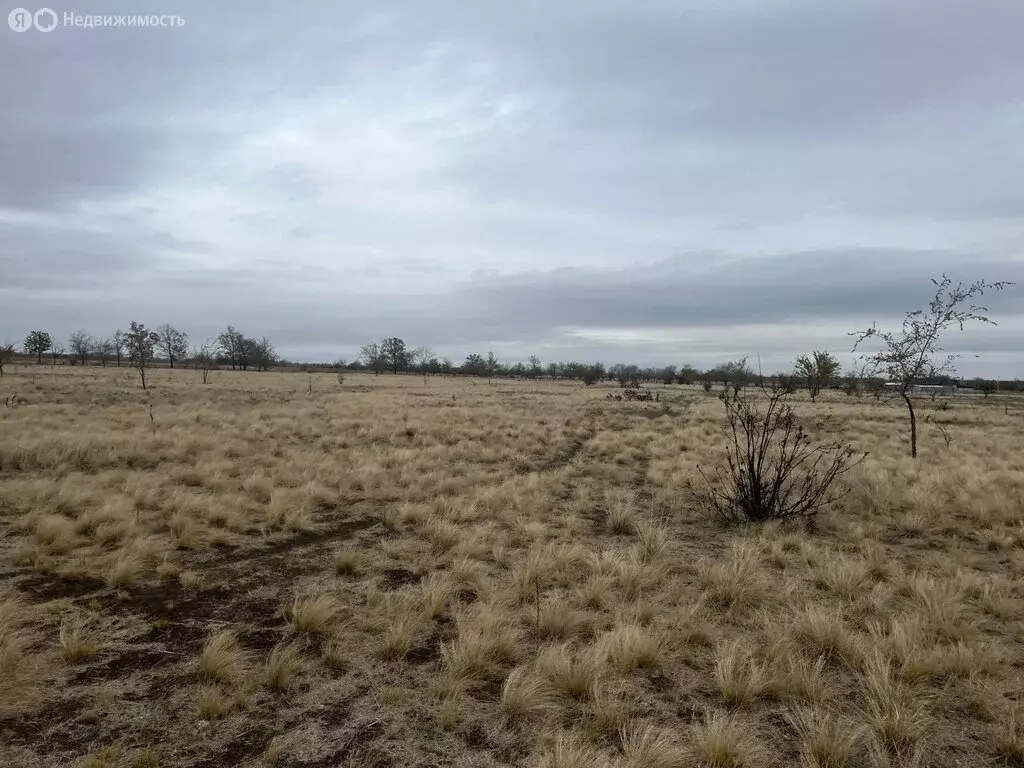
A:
2;0;1023;373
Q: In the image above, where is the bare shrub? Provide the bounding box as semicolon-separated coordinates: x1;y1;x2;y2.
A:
695;387;865;524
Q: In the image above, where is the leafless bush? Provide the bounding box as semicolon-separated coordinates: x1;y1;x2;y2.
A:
696;387;866;524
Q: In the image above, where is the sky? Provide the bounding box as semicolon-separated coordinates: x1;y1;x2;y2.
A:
2;0;1023;376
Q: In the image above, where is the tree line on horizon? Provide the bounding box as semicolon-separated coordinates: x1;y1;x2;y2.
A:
2;315;1018;400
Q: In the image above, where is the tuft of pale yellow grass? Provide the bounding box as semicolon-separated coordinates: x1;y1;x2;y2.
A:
786;706;865;768
537;643;605;700
198;630;247;683
619;722;688;768
598;624;661;672
692;710;768;768
59;615;101;662
287;594;341;635
714;641;766;707
197;684;233;719
535;732;613;768
263;641;303;692
499;666;559;725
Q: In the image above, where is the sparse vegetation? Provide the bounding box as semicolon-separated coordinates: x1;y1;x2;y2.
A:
0;366;1020;767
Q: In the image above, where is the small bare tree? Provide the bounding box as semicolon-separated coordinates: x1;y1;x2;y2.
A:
696;386;865;524
851;274;1013;458
191;342;217;384
125;321;160;390
112;329;125;367
95;338;114;367
68;330;95;366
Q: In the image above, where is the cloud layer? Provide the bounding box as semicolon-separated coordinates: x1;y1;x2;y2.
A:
3;1;1022;374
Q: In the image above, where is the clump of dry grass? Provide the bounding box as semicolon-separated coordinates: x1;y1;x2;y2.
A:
287;594;341;635
59;615;101;662
379;614;421;660
333;546;361;576
107;550;143;587
634;521;668;564
714;641;766;707
698;540;765;610
536;732;613;768
178;569;205;591
994;707;1024;767
441;610;522;680
536;642;605;699
860;655;931;763
790;606;861;668
768;653;831;704
619;722;688;768
598;624;661;672
420;573;454;621
321;635;348;672
33;514;77;554
263;642;303;692
786;707;864;768
537;599;589;641
814;556;869;599
586;680;634;737
197;684;233;719
198;630;247;683
499;666;559;725
604;491;638;535
692;710;767;768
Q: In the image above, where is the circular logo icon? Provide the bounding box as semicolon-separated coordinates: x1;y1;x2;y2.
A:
8;7;33;31
34;7;57;31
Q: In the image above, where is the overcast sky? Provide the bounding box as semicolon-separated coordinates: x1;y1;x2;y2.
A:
2;0;1022;375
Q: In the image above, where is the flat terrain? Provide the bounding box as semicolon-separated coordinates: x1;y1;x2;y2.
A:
1;366;1023;768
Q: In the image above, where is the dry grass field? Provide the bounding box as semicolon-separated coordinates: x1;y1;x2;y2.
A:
1;365;1023;768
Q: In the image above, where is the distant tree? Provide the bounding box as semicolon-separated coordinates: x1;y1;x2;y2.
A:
112;329;125;367
191;342;217;384
23;330;51;364
661;365;677;387
217;326;246;370
712;358;751;398
68;330;95;366
51;343;65;366
156;324;189;369
976;379;997;398
95;338;114;367
125;321;160;390
440;357;453;375
247;336;278;372
0;343;14;377
216;325;251;370
463;353;485;377
485;351;499;383
527;355;542;379
582;364;604;386
359;342;385;375
412;345;437;380
677;365;700;385
380;337;409;374
852;274;1014;458
794;350;841;403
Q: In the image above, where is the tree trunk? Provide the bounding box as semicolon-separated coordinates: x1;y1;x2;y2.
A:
902;392;917;458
